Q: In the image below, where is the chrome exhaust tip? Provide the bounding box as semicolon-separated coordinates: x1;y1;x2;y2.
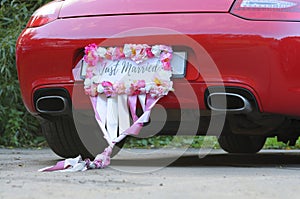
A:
206;92;252;113
36;96;68;114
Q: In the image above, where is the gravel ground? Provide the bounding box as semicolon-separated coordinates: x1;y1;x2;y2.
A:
1;148;300;199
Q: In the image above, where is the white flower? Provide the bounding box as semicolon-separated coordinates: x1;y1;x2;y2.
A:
151;45;161;57
97;84;104;93
84;78;91;88
93;67;100;76
124;81;131;89
123;44;132;58
97;47;107;58
168;81;174;91
91;75;101;84
145;82;154;93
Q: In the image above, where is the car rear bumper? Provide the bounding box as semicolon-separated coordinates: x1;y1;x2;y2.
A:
16;13;300;117
32;81;259;115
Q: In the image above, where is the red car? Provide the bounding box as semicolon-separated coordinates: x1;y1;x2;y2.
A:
16;0;300;158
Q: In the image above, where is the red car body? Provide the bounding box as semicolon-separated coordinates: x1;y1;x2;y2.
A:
16;0;300;157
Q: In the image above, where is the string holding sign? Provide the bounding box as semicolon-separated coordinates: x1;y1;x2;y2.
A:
39;44;174;172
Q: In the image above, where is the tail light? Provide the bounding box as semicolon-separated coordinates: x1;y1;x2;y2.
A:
230;0;300;21
27;1;64;28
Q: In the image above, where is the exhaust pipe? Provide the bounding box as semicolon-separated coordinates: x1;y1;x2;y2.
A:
36;96;68;114
206;92;252;113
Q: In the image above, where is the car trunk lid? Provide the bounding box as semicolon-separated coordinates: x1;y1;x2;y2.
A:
59;0;234;18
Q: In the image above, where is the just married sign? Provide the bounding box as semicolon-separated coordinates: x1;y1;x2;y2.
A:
82;44;173;98
93;58;162;77
40;44;174;172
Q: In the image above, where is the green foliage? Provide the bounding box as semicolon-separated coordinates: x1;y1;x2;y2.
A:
125;136;300;149
264;137;300;150
125;136;220;149
0;0;51;147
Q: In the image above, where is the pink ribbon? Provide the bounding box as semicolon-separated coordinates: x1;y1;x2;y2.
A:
39;146;112;172
39;93;161;172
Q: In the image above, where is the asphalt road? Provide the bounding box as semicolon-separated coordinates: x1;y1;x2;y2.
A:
1;148;300;199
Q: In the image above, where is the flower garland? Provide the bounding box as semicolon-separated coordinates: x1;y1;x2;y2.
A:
83;44;174;98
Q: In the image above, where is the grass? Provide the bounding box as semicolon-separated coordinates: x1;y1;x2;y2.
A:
124;135;300;149
264;137;300;150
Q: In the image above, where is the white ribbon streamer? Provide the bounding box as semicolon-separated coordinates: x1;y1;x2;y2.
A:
118;95;130;134
106;97;119;141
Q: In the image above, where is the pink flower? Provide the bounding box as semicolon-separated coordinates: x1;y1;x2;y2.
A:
84;43;98;54
113;81;126;94
157;86;166;96
105;47;125;60
160;45;173;53
149;86;166;98
84;83;98;97
146;47;154;58
102;81;113;87
149;86;160;98
160;52;172;71
136;80;146;88
162;62;171;71
131;44;149;64
102;81;114;97
85;66;94;78
84;43;99;66
114;47;125;60
128;80;146;95
105;47;114;60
